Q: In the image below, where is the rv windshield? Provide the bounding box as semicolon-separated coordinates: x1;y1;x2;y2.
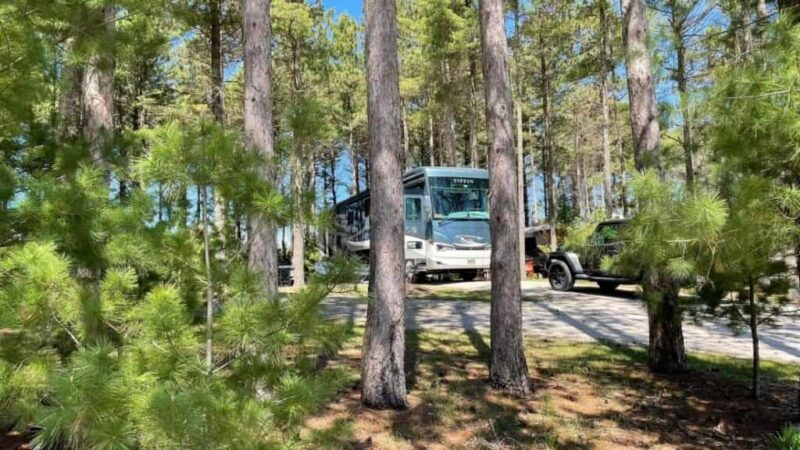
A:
429;177;489;220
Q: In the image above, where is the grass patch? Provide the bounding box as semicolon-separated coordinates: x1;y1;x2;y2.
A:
300;328;799;449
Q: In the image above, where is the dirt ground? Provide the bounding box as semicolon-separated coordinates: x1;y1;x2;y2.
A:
301;331;799;450
0;431;30;450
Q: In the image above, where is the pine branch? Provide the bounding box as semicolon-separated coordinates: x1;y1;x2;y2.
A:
53;314;82;350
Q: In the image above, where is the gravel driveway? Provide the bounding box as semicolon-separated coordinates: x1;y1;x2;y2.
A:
324;280;800;364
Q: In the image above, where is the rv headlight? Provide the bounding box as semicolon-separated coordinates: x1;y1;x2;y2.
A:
407;241;422;249
436;243;455;252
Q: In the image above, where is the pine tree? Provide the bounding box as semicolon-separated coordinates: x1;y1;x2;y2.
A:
621;0;661;172
243;0;279;297
611;171;727;372
360;0;408;409
480;0;531;396
699;177;797;400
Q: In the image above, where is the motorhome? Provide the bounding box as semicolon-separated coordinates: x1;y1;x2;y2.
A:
331;167;491;282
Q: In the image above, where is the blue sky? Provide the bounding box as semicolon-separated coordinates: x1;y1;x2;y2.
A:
325;0;363;19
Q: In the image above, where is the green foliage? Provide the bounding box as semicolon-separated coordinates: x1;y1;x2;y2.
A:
770;426;800;450
562;210;607;251
709;17;800;195
612;171;727;291
617;171;728;285
0;240;358;449
699;177;797;328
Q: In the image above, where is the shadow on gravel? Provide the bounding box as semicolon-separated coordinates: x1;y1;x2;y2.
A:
570;286;639;300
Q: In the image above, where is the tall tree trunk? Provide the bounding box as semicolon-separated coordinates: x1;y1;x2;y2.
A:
59;39;83;141
573;120;585;220
644;278;686;372
469;56;479;168
624;0;684;373
609;37;628;216
622;0;661;173
289;33;305;288
441;107;456;166
516;101;525;274
748;277;760;399
361;0;407;409
480;0;531;396
428;113;435;166
757;0;769;23
615;117;628;216
402;104;409;170
82;5;115;174
350;128;360;195
291;157;306;288
210;0;228;248
210;0;225;125
201;185;215;372
513;2;525;269
528;119;538;224
599;0;613;216
674;31;694;191
329;150;338;205
243;0;278;297
541;54;557;250
442;61;457;166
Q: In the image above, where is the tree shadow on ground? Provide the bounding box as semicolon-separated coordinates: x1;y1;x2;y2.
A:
304;330;798;449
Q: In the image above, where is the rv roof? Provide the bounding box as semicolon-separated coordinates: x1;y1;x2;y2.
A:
335;166;490;208
403;166;489;181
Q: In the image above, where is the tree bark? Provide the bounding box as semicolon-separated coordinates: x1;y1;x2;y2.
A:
573;119;585;220
210;0;228;248
201;186;215;372
402;103;410;170
289;26;305;288
608;32;629;216
672;5;694;191
621;0;661;173
645;280;687;372
82;5;115;174
599;0;613;216
361;0;408;409
469;56;480;168
59;39;83;141
758;0;768;19
542;56;557;251
516;101;525;275
291;159;306;288
624;0;685;373
428;113;435;166
480;0;531;396
441;60;457;166
528;119;538;224
210;0;226;126
243;0;278;297
748;277;760;399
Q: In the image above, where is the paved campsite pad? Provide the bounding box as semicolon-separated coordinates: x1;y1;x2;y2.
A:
301;330;798;449
324;280;800;364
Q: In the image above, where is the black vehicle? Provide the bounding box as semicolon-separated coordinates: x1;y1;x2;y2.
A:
546;219;639;291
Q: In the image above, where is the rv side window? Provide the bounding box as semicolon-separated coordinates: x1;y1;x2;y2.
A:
405;197;421;221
